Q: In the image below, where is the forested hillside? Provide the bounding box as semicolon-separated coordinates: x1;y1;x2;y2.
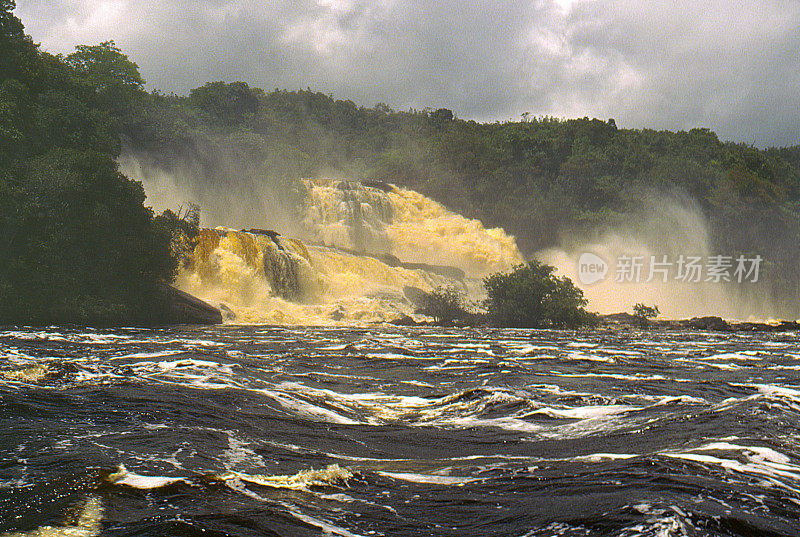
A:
123;82;800;310
3;0;799;323
0;2;195;325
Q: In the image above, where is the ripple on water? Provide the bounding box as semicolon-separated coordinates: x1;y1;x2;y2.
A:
2;327;800;536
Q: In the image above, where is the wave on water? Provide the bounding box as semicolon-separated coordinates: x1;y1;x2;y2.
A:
3;327;800;536
0;497;103;537
106;463;354;491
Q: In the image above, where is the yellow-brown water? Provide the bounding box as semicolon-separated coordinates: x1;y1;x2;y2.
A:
176;180;523;324
298;179;522;276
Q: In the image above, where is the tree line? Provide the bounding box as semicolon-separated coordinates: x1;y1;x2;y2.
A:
2;0;799;324
125;81;800;315
0;2;196;325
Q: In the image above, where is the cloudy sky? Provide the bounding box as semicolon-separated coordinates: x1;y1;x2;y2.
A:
14;0;800;147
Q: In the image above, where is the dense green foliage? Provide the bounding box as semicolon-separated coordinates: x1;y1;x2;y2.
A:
416;285;470;324
483;261;597;328
121;81;800;314
3;1;800;323
0;3;195;325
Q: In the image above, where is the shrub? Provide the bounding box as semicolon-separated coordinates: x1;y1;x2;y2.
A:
417;285;469;324
632;303;659;328
483;261;597;328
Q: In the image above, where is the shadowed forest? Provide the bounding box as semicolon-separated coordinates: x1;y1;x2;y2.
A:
2;0;799;324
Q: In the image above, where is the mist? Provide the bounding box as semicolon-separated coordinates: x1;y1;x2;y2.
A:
538;192;793;320
119;149;304;236
122;142;799;322
113;85;799;323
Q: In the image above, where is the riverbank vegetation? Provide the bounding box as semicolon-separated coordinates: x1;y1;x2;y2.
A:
483;262;598;328
416;263;597;328
2;1;799;324
0;3;196;325
416;286;471;325
632;304;660;328
122;87;800;315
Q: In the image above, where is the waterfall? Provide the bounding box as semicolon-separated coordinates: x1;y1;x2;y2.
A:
298;179;523;276
175;180;523;325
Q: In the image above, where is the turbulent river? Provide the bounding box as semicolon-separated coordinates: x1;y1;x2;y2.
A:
2;325;800;536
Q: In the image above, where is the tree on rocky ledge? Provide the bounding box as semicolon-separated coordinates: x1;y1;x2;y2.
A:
632;303;660;328
483;261;598;328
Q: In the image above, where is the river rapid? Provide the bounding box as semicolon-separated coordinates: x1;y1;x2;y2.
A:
2;325;800;536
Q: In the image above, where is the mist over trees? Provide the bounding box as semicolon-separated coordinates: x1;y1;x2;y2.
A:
0;3;195;325
2;0;800;324
122;81;800;315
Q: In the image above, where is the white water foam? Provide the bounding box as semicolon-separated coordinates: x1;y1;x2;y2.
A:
0;497;104;537
376;471;477;485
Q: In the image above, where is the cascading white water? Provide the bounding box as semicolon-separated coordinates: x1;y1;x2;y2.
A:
123;153;794;322
175;180;524;324
298;179;523;277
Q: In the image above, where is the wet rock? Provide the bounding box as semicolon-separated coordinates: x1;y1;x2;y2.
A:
686;316;730;331
652;320;683;330
330;306;346;321
362;180;394;193
219;303;237;322
403;286;428;308
243;229;284;250
242;228;281;239
730;320;800;332
381;253;402;267
161;284;223;325
390;314;420;326
596;311;800;332
732;321;774;331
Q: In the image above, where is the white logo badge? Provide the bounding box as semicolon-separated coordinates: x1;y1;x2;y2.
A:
577;252;608;285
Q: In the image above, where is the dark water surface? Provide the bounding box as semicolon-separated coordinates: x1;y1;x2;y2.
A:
2;326;800;536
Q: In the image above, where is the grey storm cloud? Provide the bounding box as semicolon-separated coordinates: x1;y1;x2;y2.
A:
14;0;800;147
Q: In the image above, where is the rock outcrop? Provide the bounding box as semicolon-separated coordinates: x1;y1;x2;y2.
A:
686;316;731;331
600;313;800;332
161;284;223;325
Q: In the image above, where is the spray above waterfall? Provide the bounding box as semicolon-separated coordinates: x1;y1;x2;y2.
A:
167;177;523;324
538;192;783;321
122;149;795;324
